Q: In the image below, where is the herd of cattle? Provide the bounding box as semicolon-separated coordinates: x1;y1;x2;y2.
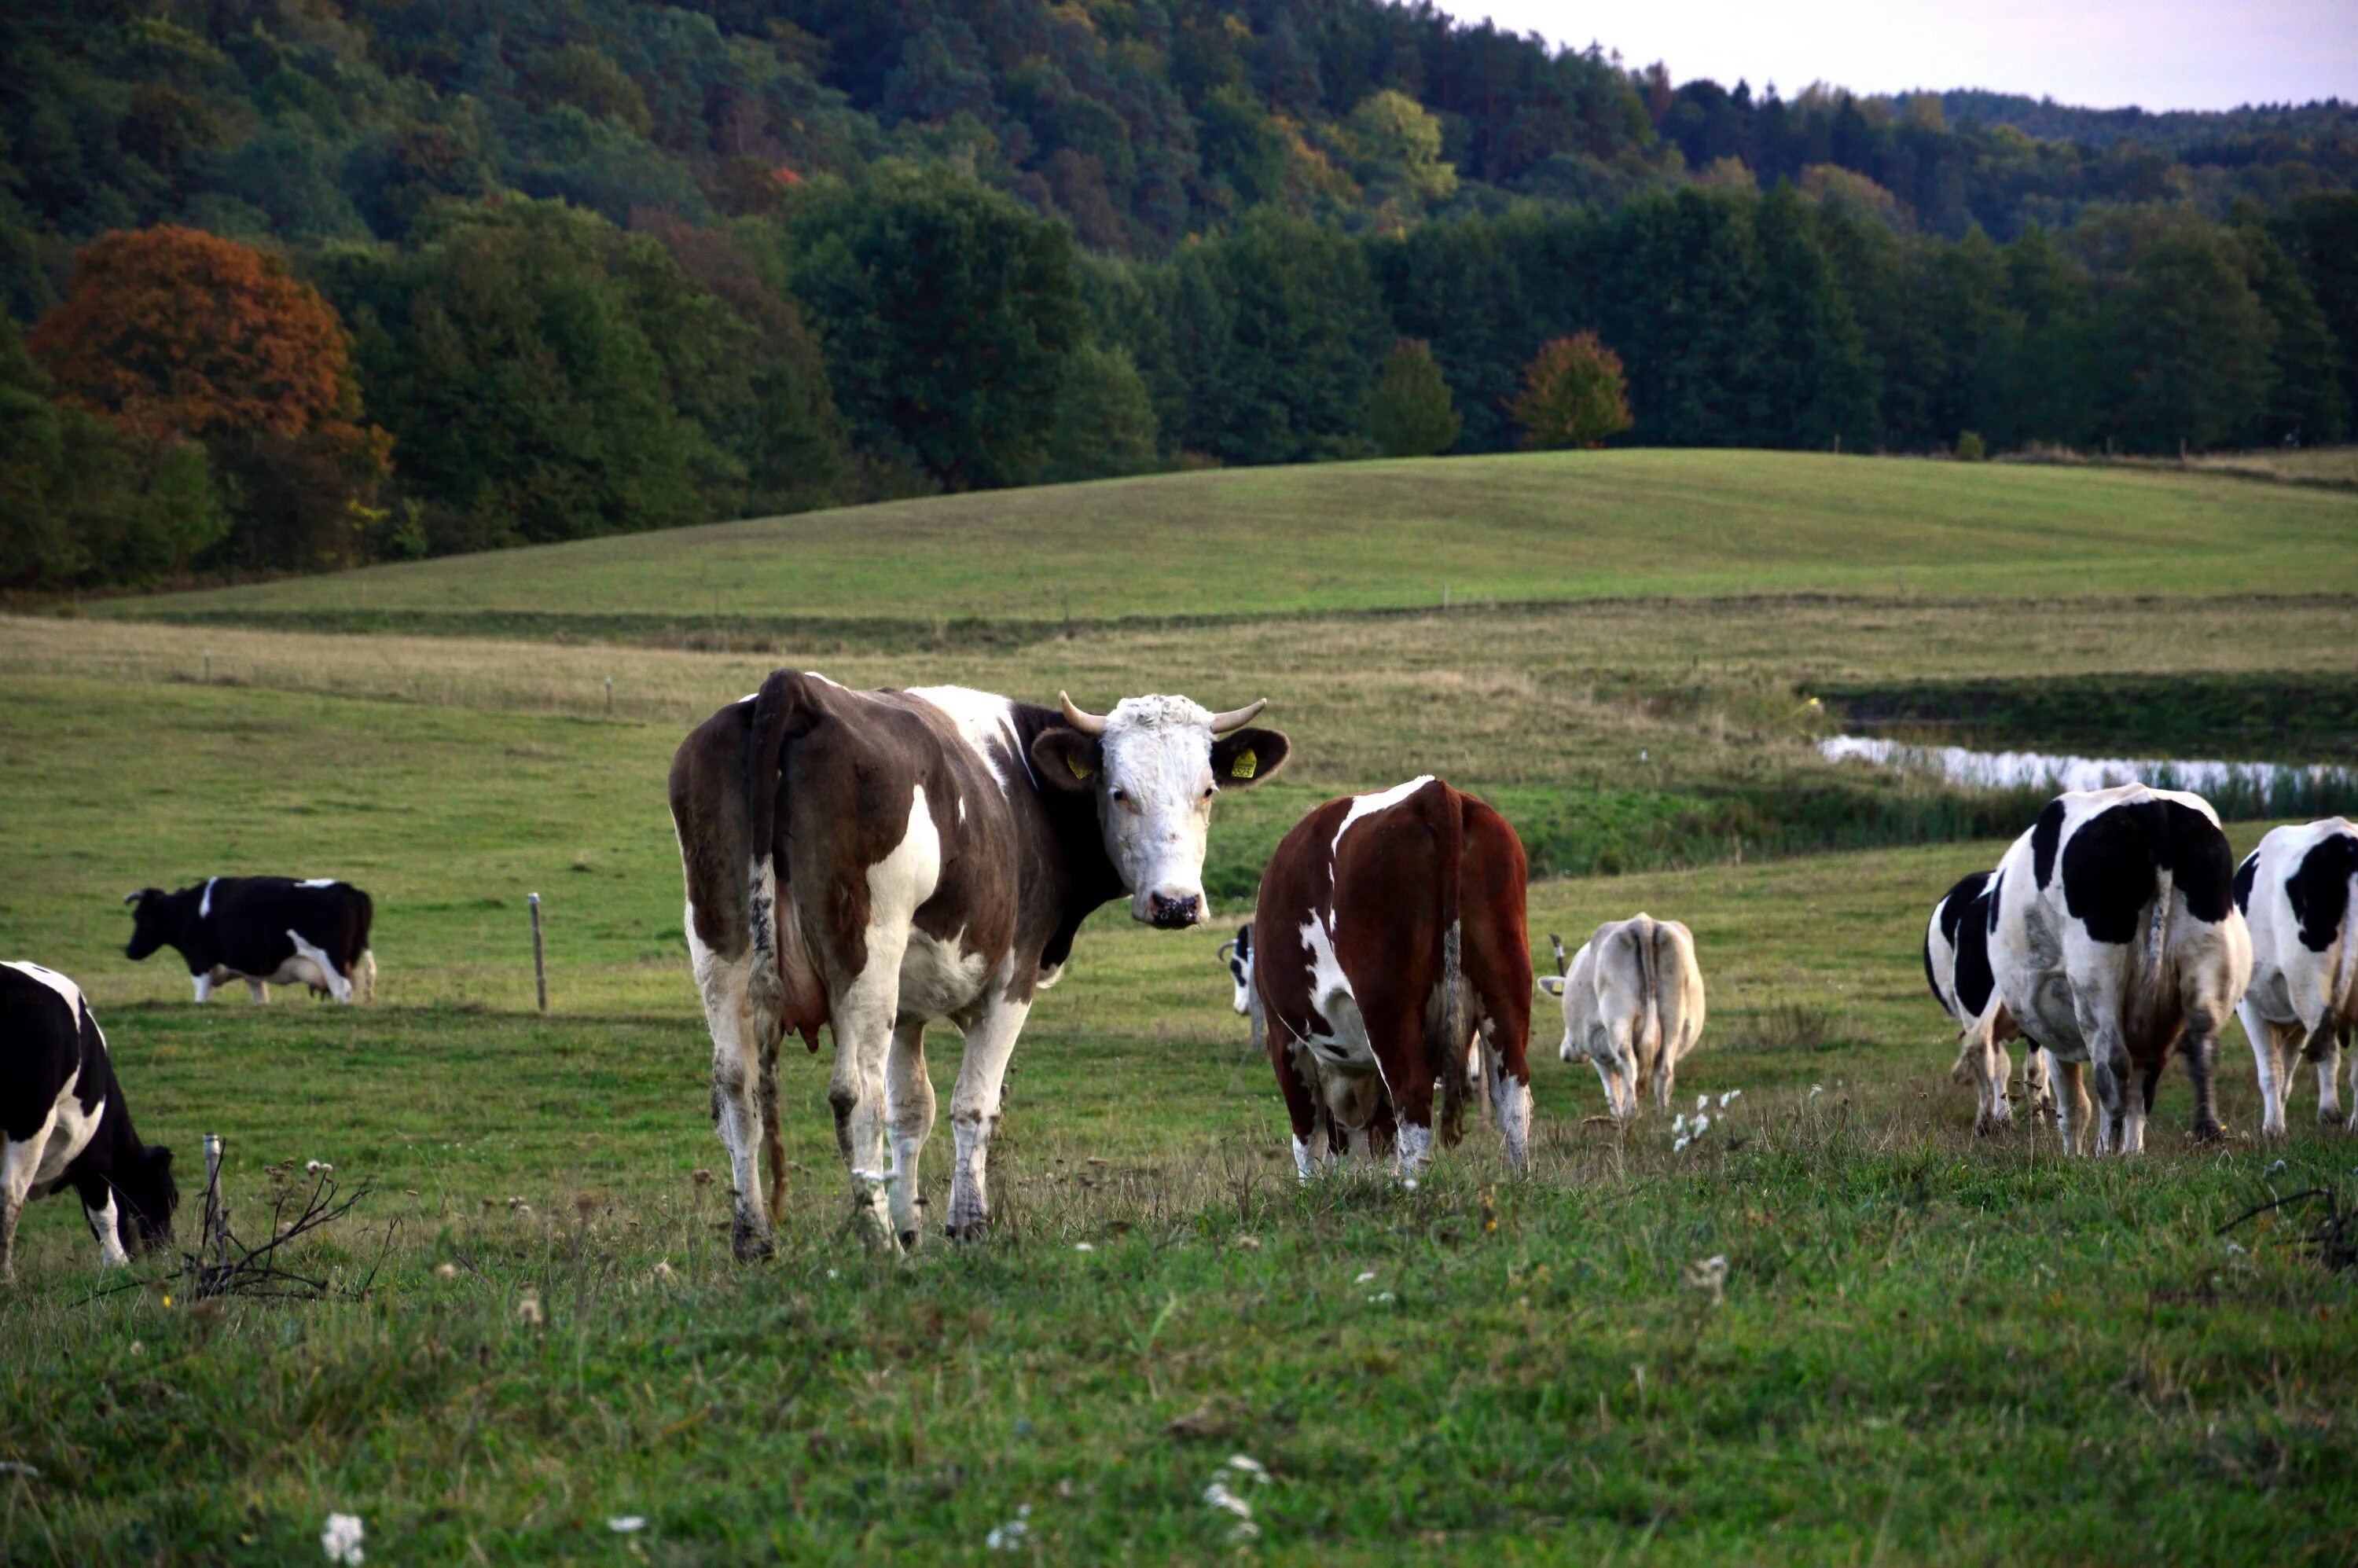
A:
6;674;2357;1280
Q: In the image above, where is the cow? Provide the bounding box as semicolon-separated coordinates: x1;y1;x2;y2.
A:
1218;925;1254;1019
671;676;1289;1258
1540;913;1706;1120
124;878;376;1004
1923;870;2053;1133
1249;777;1533;1179
2;963;176;1281
1977;784;2250;1155
2232;818;2358;1136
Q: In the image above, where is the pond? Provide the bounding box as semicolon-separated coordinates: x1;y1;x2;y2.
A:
1818;734;2358;801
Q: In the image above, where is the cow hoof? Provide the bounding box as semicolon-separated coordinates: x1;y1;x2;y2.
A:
730;1219;775;1262
2191;1118;2228;1144
942;1221;986;1243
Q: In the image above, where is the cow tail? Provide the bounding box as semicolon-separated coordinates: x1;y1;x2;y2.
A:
2142;863;2175;1043
742;670;803;1047
1633;917;1662;1074
2336;868;2358;1022
1434;785;1470;1145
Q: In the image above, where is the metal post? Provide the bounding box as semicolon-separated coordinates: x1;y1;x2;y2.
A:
529;893;548;1012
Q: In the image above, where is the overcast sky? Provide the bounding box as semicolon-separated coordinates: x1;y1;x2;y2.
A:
1436;1;2358;112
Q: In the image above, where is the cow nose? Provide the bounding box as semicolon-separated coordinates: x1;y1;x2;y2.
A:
1147;890;1203;929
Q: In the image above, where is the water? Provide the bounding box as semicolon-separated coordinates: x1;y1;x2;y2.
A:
1820;735;2358;801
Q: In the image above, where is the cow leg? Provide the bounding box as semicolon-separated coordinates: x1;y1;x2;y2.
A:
1273;1036;1326;1181
79;1187;130;1270
246;980;269;1004
2022;1046;2055;1118
689;910;774;1261
942;993;1031;1241
2051;1059;2094;1155
885;1019;935;1247
827;955;909;1250
192;973;213;1004
1587;1055;1623;1119
354;949;376;1004
2241;997;2290;1137
2180;1003;2227;1143
1;1132;43;1284
2302;1017;2342;1127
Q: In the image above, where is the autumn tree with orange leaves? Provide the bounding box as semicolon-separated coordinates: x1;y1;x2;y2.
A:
31;226;391;568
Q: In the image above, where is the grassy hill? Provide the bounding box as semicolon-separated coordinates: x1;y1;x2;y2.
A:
110;450;2358;642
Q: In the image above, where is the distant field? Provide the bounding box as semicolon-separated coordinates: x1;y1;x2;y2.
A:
106;450;2358;637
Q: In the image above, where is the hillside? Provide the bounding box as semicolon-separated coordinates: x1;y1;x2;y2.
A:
112;450;2358;636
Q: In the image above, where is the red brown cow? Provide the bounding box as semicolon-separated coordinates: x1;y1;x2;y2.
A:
1251;777;1533;1177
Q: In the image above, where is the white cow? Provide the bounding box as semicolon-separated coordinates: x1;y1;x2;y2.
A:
1541;913;1706;1119
2233;818;2358;1135
1979;784;2251;1156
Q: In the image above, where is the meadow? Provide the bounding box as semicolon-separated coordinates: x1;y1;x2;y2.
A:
4;451;2357;1562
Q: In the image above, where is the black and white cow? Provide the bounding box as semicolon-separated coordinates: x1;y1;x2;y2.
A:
1923;869;2052;1133
2233;818;2358;1135
672;677;1288;1258
1978;784;2250;1155
2;963;176;1280
125;878;376;1004
1218;924;1254;1019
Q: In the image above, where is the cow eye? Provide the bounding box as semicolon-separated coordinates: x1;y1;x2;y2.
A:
1109;786;1127;803
1201;784;1218;801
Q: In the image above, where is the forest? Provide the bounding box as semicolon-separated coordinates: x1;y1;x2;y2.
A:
5;0;2356;589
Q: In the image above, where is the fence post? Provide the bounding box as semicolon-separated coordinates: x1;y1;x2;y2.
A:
202;1131;225;1256
529;893;548;1012
604;675;613;718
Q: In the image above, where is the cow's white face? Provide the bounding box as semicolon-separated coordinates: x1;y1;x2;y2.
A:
1032;694;1289;931
1096;696;1224;928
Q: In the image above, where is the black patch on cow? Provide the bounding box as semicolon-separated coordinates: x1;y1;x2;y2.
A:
1926;871;1990;1005
2285;830;2358;953
2030;799;2066;890
1952;889;1999;1019
2233;850;2259;916
2059;798;2237;944
1986;871;2004;933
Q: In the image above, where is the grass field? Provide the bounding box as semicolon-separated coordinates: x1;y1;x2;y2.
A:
102;450;2358;637
6;453;2357;1562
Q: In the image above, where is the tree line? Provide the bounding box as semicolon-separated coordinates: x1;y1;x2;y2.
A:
4;0;2356;590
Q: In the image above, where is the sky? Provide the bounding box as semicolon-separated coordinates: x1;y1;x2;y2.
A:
1436;1;2358;112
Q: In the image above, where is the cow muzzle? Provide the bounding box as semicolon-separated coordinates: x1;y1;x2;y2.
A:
1139;887;1208;929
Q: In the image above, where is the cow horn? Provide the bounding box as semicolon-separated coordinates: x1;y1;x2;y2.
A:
1058;692;1108;736
123;890;142;905
1216;939;1237;963
1208;698;1267;736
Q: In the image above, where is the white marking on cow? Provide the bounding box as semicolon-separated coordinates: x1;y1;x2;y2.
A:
298;878;338;889
1291;1134;1317;1181
8;962;84;1015
1295;913;1377;1076
82;1189;129;1268
286;931;353;1003
192;973;214;1004
901;925;990;1019
910;686;1027;792
1395;1120;1434;1176
198;878;219;918
1331;776;1434;858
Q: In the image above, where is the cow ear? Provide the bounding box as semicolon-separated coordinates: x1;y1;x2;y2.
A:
1030;727;1103;793
1211;728;1289;789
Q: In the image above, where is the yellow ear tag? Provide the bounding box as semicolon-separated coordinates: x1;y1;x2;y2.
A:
1231;749;1257;780
1068;752;1095;780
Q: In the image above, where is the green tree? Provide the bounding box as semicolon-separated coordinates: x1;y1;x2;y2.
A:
317;200;744;549
2098;224;2276;453
793;163;1085;490
1041;341;1160;483
1345;90;1458;227
1752;183;1877;449
2237;220;2349;444
1512;333;1633;449
2272;194;2358;423
1367;339;1462;456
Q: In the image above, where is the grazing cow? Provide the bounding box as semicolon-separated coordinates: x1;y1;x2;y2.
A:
1541;914;1706;1120
1218;925;1254;1018
125;878;376;1004
1250;777;1533;1177
1923;870;2052;1133
1978;784;2250;1155
2232;818;2358;1135
2;963;176;1280
672;676;1288;1257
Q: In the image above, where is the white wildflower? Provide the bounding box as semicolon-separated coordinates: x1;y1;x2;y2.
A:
2226;1241;2247;1257
1370;1291;1394;1303
1353;1270;1376;1284
433;1262;458;1281
306;1160;333;1176
1691;1114;1710;1137
1672;1113;1688;1136
1696;1094;1709;1111
1673;1136;1691;1154
985;1504;1032;1551
0;1461;38;1478
651;1261;676;1284
827;1269;839;1280
1684;1254;1729;1305
608;1516;645;1533
1226;1455;1269;1483
320;1512;365;1566
1720;1089;1741;1108
1074;1243;1095;1253
1809;1084;1824;1099
1401;1177;1418;1192
1203;1480;1254;1520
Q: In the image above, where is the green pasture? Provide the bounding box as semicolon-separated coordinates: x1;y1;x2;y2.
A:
109;450;2358;637
2;648;2354;1561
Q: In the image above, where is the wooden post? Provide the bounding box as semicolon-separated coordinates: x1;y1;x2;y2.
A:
203;648;211;684
201;1131;225;1256
604;675;613;717
528;893;548;1012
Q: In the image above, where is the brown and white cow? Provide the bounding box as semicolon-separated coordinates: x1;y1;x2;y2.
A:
1251;777;1533;1177
670;674;1288;1257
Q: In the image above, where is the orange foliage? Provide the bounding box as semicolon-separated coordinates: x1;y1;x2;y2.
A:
30;226;365;445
